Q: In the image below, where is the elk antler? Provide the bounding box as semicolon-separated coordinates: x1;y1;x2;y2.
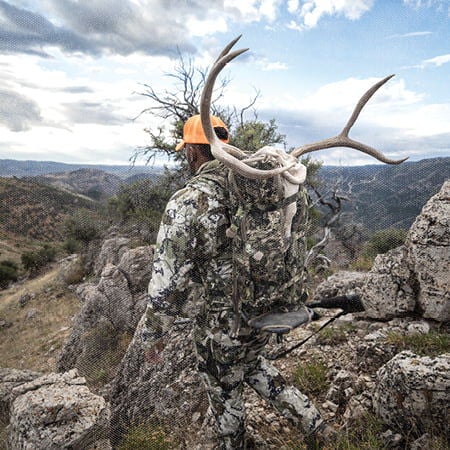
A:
200;36;296;179
201;36;407;181
291;75;408;164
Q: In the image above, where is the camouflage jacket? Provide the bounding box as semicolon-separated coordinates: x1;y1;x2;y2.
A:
146;160;234;334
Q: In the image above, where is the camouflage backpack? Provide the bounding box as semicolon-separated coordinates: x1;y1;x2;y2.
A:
225;161;310;336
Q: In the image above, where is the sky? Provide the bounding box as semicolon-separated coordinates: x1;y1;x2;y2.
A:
1;0;450;167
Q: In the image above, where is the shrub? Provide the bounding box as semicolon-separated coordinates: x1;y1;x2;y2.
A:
63;238;81;254
0;260;18;288
315;324;355;346
335;413;385;450
363;228;407;258
64;208;105;243
21;244;56;273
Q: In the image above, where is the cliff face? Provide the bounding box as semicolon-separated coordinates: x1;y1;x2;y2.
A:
1;181;449;449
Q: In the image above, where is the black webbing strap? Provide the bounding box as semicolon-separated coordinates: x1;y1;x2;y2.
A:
252;190;303;213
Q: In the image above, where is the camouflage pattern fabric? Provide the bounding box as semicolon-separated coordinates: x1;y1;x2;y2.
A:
145;159;323;449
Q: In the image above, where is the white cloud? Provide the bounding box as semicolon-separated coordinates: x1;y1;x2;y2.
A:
386;31;433;39
422;54;450;67
403;0;448;10
224;0;282;22
251;75;446;164
0;51;166;164
288;0;374;28
261;61;288;71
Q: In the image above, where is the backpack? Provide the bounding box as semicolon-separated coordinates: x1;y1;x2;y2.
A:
225;160;310;337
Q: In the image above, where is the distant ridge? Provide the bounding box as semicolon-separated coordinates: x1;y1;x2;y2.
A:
0;159;164;179
318;156;450;231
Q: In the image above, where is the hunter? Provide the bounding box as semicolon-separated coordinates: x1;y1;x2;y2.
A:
143;114;335;449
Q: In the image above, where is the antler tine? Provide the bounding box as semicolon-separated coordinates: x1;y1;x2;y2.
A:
200;42;249;149
201;37;295;179
291;75;408;165
342;74;394;136
214;34;243;63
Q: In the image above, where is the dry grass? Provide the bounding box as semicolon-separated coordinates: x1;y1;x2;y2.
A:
0;267;80;373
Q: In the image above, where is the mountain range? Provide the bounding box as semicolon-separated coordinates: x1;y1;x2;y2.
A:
0;157;448;244
0;159;162;179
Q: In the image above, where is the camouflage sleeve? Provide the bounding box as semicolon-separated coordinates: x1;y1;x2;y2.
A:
147;186;200;316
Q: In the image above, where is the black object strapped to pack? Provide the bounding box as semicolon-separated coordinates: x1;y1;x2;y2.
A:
247;305;316;335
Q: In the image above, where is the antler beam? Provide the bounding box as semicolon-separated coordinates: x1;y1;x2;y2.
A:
291;75;408;164
200;36;296;179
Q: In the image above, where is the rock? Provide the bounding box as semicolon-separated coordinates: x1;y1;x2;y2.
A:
7;369;110;450
94;237;130;276
406;180;450;321
108;314;208;447
406;321;430;335
0;318;12;329
19;293;31;308
314;181;450;323
362;246;416;319
117;245;154;293
56;264;138;373
312;271;367;301
0;368;42;424
373;351;450;435
58;254;85;285
343;394;370;422
25;307;40;320
380;429;403;448
410;433;432;450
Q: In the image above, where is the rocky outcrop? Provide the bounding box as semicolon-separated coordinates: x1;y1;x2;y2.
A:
0;368;42;425
373;351;450;435
56;238;153;378
7;369;110;449
94;237;131;276
315;181;450;322
108;299;209;448
407;181;450;320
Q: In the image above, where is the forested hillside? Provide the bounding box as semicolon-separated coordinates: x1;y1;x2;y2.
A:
0;177;98;241
319;157;449;230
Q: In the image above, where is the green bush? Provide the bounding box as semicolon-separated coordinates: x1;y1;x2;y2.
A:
64;208;105;243
363;228;407;258
0;260;18;288
63;238;82;254
335;413;385;450
21;244;56;273
108;178;174;242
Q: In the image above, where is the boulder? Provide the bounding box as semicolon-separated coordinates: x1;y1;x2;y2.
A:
117;245;154;293
56;264;137;373
314;181;449;322
7;369;110;450
362;246;416;319
94;237;130;276
312;271;367;301
373;351;450;435
0;368;42;424
406;180;450;321
58;254;85;285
